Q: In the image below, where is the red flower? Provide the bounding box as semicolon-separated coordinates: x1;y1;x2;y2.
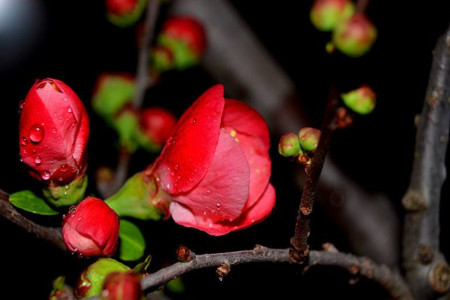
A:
162;16;207;57
139;107;177;145
19;78;89;186
106;0;138;16
62;197;119;257
147;85;275;235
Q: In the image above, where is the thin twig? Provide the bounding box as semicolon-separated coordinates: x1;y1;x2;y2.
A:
85;246;411;300
402;24;450;298
290;86;340;262
0;189;66;251
134;0;160;108
97;148;131;198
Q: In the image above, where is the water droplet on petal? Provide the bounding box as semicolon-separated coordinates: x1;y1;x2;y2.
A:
67;107;72;113
51;128;57;134
20;137;28;147
216;203;221;208
174;163;179;171
18;100;25;113
62;214;66;219
65;185;69;190
58;176;63;182
64;97;68;102
64;192;68;196
207;189;211;194
59;164;69;173
203;211;207;216
34;156;41;165
191;117;197;124
29;124;44;144
78;217;82;221
42;171;51;180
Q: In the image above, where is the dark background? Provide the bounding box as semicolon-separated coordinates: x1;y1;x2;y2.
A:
1;0;450;299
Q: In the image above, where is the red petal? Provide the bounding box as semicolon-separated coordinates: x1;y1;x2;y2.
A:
224;129;271;211
170;184;275;236
155;85;224;194
170;130;250;227
222;99;270;151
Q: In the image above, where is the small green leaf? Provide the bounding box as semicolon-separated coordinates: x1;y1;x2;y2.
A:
119;219;146;261
166;277;185;294
9;190;59;215
133;255;152;274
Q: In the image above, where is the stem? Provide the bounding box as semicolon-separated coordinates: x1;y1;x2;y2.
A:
356;0;370;14
85;246;411;300
134;0;160;108
290;87;340;262
97;148;131;198
402;24;450;298
0;189;66;251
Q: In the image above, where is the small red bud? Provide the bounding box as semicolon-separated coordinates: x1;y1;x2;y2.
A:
139;107;177;145
310;0;354;31
100;272;142;300
278;132;302;157
106;0;138;16
62;197;119;257
332;14;377;57
298;127;321;152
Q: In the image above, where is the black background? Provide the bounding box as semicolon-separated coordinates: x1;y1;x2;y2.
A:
1;0;450;299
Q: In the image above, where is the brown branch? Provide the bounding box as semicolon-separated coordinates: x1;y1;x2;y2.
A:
290;87;339;262
134;0;160;108
0;189;66;251
402;24;450;298
170;0;399;266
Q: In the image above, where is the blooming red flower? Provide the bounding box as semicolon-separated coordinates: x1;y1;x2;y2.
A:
62;197;119;257
19;78;89;186
162;16;207;57
146;85;275;235
139;107;177;145
106;0;138;16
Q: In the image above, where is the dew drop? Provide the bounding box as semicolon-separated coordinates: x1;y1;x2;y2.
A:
59;164;69;173
78;217;82;221
216;203;221;208
67;107;72;113
42;171;51;180
203;211;207;216
166;183;171;189
64;192;68;197
34;156;41;165
65;185;69;190
207;189;211;194
62;214;66;219
174;163;179;171
64;97;68;102
18;100;25;113
20;137;28;147
191;117;197;124
68;205;76;214
58;176;63;182
177;175;182;181
51;128;57;134
29;124;44;144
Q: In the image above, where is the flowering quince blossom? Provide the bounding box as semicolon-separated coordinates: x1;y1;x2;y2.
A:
19;78;90;206
62;197;119;257
145;85;275;235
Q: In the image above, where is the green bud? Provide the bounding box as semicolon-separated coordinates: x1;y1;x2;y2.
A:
92;74;136;125
278;133;302;157
107;0;148;28
114;109;140;153
157;34;200;70
341;85;376;115
43;175;87;207
299;127;321;152
150;46;175;73
106;172;169;220
332;14;377;57
75;258;130;298
310;0;354;32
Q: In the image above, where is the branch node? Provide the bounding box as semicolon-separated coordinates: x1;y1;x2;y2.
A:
402;190;427;212
418;244;434;265
322;243;339;253
176;245;195;262
216;263;231;281
428;262;450;294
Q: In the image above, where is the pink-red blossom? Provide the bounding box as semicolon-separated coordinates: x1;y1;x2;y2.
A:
62;197;119;257
147;85;275;235
19;78;89;186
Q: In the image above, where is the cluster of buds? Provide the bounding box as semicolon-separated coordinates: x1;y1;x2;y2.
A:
278;127;321;165
92;73;176;152
150;16;207;74
310;0;377;57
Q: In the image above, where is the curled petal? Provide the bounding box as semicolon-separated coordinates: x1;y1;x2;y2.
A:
170;130;250;230
156;85;224;194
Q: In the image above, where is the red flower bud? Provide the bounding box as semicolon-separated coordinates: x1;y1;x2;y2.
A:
161;16;207;57
146;85;275;236
106;0;138;16
298;127;321;152
139;107;177;145
100;272;142;300
62;197;119;257
332;14;377;57
310;0;354;31
19;78;89;186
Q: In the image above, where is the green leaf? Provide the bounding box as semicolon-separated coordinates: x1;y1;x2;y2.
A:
119;219;146;261
133;255;152;274
9;190;59;215
166;277;185;294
